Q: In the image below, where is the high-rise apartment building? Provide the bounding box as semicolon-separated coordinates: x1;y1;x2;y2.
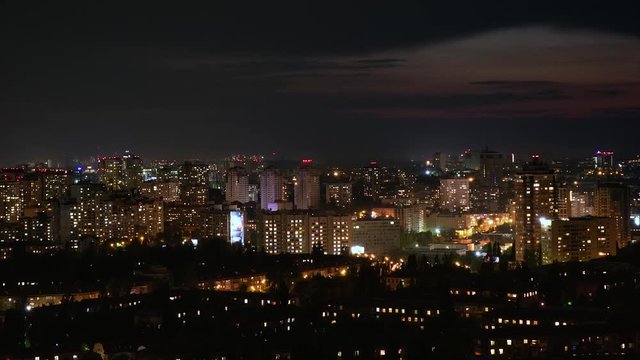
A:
20;212;56;243
178;161;209;205
225;167;249;204
100;152;143;191
260;167;283;210
325;183;352;208
37;168;73;201
294;160;320;210
397;204;428;233
259;211;351;255
558;187;595;219
309;214;351;255
514;156;558;265
594;150;614;169
164;205;239;242
0;181;25;223
111;198;164;242
471;148;506;213
61;184;113;247
140;181;181;202
478;148;505;187
261;211;308;254
594;182;631;248
551;216;618;262
440;178;471;212
352;218;401;256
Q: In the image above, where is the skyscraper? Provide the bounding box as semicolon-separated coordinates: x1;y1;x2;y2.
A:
294;160;320;210
260;166;283;210
225;167;249;204
514;156;558;265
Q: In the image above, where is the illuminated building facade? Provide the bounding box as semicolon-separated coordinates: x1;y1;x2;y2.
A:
140;181;181;202
21;212;56;243
594;183;631;248
0;181;25;223
558;187;595;219
325;183;352;208
514;156;558;265
260;211;308;254
111;198;164;242
260;167;283;210
363;161;384;199
164;205;236;241
37;168;72;201
259;211;351;255
551;216;618;262
179;161;209;205
397;204;428;233
352;218;401;256
309;214;351;255
225;167;249;204
594;150;614;168
440;178;471;212
100;153;143;191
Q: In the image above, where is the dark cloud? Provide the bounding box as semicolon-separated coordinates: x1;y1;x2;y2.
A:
469;81;561;88
585;89;625;97
589;107;640;118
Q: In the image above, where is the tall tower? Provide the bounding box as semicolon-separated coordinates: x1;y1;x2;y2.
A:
260;166;283;210
294;160;320;210
514;155;558;265
225;167;249;204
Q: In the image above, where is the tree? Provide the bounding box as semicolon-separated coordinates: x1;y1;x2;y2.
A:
419;255;431;271
493;242;502;258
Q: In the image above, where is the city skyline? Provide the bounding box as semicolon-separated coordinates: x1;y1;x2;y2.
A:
1;2;640;357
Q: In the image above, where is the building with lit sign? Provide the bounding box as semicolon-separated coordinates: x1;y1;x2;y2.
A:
352;218;401;256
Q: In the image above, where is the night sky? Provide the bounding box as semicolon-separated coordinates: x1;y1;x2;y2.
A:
1;1;639;164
